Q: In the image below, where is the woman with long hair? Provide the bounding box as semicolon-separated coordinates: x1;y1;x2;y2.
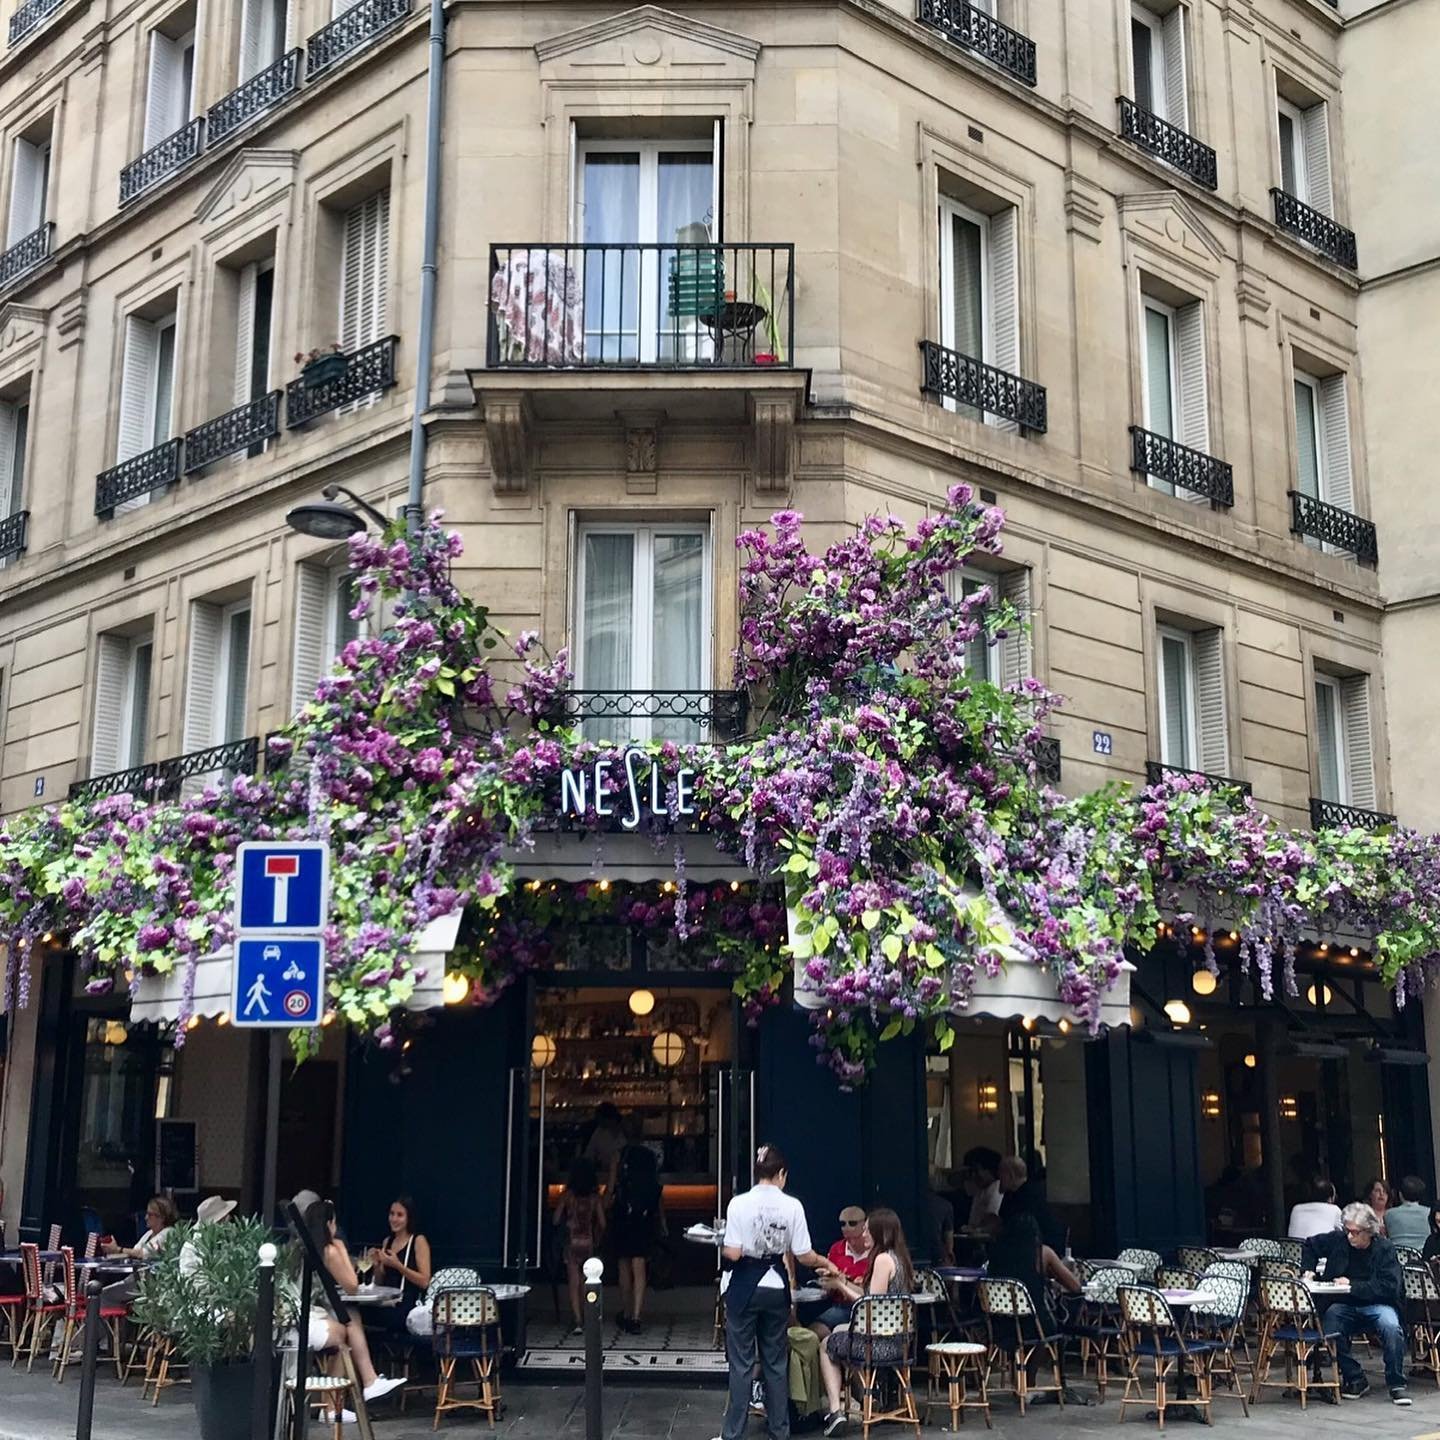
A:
1364;1177;1395;1236
556;1157;606;1333
367;1194;432;1331
612;1143;663;1333
815;1207;915;1435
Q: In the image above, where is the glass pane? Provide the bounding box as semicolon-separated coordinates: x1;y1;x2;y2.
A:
581;533;635;743
129;642;152;769
1315;681;1341;802
334;572;361;652
651;533;704;741
1293;380;1320;498
582;154;640;363
153;325;176;446
1278;111;1297;195
657;151;716;363
9;403;28;514
1132;19;1153;111
657;152;714;243
224;611;250;743
949;214;984;361
76;1020;153;1194
1161;634;1191;768
1144;307;1174;437
960;574;993;680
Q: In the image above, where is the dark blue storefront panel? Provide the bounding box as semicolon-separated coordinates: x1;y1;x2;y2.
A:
861;1030;930;1258
341;991;521;1268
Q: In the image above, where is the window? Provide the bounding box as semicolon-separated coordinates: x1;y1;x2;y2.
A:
339;190;389;358
0;396;28;520
938;195;1019;426
183;599;251;756
237;0;287;81
1140;293;1208;493
233;258;274;455
1277;95;1332;216
1314;673;1375;810
114;309;177;512
292;562;363;713
1130;4;1187;128
91;634;154;776
1293;368;1353;541
949;565;1030;685
575;135;718;363
143;27;197;150
575;523;709;742
1157;624;1227;773
5;125;50;247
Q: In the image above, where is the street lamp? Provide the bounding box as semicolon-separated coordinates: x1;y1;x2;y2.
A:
286;484;391;540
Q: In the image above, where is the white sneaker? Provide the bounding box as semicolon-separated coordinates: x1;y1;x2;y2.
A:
362;1375;407;1401
339;1410;359;1425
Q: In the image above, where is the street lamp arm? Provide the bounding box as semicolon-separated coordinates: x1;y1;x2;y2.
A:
321;485;391;531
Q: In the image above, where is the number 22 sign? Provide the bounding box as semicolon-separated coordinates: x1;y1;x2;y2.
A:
1092;731;1113;756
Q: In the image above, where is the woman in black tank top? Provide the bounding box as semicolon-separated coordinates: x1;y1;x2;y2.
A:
368;1195;433;1321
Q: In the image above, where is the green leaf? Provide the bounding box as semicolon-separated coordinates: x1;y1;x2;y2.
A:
861;910;881;931
880;933;902;963
879;1019;902;1043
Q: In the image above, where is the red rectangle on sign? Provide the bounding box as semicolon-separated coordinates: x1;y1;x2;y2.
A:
265;856;300;877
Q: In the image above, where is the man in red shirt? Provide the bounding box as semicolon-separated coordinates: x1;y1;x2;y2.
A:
825;1207;871;1283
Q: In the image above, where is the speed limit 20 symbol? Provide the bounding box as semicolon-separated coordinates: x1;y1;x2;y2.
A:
283;990;312;1018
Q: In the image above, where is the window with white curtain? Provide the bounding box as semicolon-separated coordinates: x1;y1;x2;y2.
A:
1314;673;1375;810
938;194;1020;428
575;523;709;743
142;27;196;150
6;126;51;247
1141;292;1209;494
1277;94;1332;216
292;561;363;714
1293;366;1353;546
948;564;1031;686
90;633;154;776
1131;3;1187;129
1158;624;1227;774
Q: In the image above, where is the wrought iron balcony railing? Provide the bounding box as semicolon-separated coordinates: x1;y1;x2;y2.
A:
1146;760;1252;799
488;243;796;371
285;336;398;426
559;690;749;744
305;0;410;79
184;393;281;473
1034;736;1061;787
0;222;52;290
95;439;182;518
1289;490;1378;566
916;0;1037;87
0;509;29;561
206;50;302;145
8;0;66;46
69;737;260;805
920;339;1048;433
1271;189;1357;271
1130;426;1234;506
1310;797;1394;832
1117;97;1218;190
119;118;205;206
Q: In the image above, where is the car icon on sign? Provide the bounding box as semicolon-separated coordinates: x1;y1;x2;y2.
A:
263;944;282;964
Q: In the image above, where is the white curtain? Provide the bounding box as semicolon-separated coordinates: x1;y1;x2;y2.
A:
1315;680;1342;802
652;533;703;740
1160;633;1192;769
582;533;634;743
582;154;640;363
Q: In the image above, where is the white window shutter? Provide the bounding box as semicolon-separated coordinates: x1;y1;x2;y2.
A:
291;563;330;714
144;32;181;150
234;264;258;406
91;635;130;776
183;601;223;753
998;569;1030;688
223;611;251;742
987;206;1020;433
1318;373;1352;514
1301;102;1333;217
1193;628;1228;774
7;138;43;247
1162;7;1188;131
1175;300;1209;502
117;317;158;463
332;0;363;16
1340;675;1375;811
339;192;388;354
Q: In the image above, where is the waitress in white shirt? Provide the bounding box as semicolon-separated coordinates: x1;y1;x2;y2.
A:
717;1144;831;1440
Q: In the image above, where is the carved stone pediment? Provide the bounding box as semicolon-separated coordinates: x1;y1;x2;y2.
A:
196;149;299;229
1118;191;1226;274
536;4;759;80
0;303;47;360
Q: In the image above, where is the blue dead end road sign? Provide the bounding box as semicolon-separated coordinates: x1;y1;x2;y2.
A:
233;936;326;1027
236;841;330;935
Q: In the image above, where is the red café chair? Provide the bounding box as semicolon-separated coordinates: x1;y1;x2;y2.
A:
54;1245;130;1382
0;1251;25;1364
19;1241;67;1372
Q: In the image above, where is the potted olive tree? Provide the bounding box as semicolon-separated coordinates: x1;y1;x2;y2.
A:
132;1217;297;1440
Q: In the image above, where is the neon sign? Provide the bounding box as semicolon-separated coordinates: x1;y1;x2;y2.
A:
557;749;698;831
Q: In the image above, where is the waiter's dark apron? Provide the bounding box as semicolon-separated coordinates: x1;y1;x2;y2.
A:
725;1252;791;1320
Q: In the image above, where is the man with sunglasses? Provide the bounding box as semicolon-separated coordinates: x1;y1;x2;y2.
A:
1301;1200;1409;1405
825;1208;872;1285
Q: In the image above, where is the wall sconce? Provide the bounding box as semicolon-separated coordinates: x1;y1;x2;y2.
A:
1243;1053;1257;1069
531;1033;557;1070
652;1031;686;1067
977;1079;1000;1116
1279;1095;1299;1121
442;973;471;1006
1201;1089;1222;1120
1306;982;1333;1007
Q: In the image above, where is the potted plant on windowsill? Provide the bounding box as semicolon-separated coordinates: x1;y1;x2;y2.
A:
296;344;348;389
131;1217;298;1440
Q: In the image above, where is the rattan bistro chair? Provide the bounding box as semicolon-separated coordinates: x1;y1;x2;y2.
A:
1116;1284;1217;1428
1116;1248;1163;1283
1403;1264;1440;1387
18;1242;66;1373
53;1246;129;1382
976;1278;1063;1415
1063;1263;1128;1400
1155;1265;1200;1292
833;1294;921;1438
1186;1271;1250;1413
432;1287;503;1429
1239;1237;1285;1264
1248;1275;1341;1409
1176;1246;1218;1273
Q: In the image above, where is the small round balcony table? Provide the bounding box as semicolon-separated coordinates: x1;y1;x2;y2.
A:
926;1341;991;1430
697;301;766;364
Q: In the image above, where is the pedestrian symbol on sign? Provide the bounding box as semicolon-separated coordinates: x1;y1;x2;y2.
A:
243;972;272;1018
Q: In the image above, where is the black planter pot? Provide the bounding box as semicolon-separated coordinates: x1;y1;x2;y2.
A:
301;352;348;389
192;1359;255;1440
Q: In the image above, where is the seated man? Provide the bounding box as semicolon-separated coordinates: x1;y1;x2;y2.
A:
1302;1201;1409;1406
811;1207;870;1338
997;1155;1065;1253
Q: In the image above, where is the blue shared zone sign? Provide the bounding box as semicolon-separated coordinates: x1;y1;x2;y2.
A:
236;841;329;934
233;937;326;1028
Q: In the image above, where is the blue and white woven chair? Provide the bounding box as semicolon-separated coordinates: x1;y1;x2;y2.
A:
432;1287;502;1428
1248;1275;1340;1409
977;1277;1064;1415
1116;1283;1217;1426
829;1293;921;1438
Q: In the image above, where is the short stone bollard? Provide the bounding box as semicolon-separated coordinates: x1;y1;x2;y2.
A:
583;1256;604;1440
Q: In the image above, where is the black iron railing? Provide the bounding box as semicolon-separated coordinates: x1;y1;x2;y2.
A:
561;690;749;742
305;0;410;79
916;0;1037;86
119;118;205;206
95;439;182;517
1289;490;1378;566
1130;426;1234;506
1310;797;1394;832
285;336;398;426
8;0;65;46
184;393;281;473
488;243;796;371
206;50;302;144
1271;189;1357;271
69;737;260;805
0;222;52;290
920;339;1047;433
1146;760;1252;798
0;509;29;561
1117;97;1218;190
1034;736;1061;786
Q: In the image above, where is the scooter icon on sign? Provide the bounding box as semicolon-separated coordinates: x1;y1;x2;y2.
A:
282;957;306;981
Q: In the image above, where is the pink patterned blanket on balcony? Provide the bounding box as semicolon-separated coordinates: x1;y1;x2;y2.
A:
490;248;584;365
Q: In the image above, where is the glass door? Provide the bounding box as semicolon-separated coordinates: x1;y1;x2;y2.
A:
712;1065;754;1221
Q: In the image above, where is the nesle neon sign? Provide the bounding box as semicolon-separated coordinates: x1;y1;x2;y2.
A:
558;749;697;831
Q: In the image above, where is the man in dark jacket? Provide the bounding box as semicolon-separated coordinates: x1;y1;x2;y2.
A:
1302;1201;1409;1405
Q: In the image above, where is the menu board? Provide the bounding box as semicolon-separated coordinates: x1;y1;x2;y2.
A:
155;1119;198;1194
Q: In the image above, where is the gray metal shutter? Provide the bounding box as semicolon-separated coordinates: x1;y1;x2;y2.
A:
182;601;222;753
998;568;1030;688
90;634;131;777
1340;674;1375;810
987;207;1020;433
1162;7;1188;131
291;563;329;714
1193;628;1228;774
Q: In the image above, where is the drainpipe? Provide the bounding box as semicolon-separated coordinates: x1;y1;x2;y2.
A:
405;0;447;536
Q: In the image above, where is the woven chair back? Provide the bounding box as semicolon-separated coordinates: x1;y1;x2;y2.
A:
1085;1266;1130;1304
1190;1272;1245;1324
20;1242;41;1300
1177;1246;1217;1272
1156;1265;1199;1290
1118;1284;1175;1330
1239;1238;1283;1261
1258;1275;1316;1324
978;1278;1033;1319
1403;1264;1440;1304
437;1288;500;1329
1116;1248;1162;1280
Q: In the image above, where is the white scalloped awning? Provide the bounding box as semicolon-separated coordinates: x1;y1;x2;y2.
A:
502;831;753;883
